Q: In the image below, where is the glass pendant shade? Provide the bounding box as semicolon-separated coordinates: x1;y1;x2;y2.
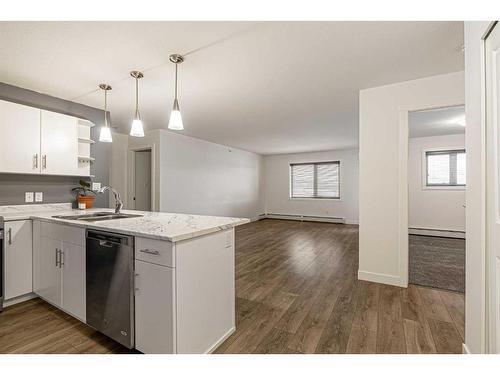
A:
99;126;112;142
130;71;145;137
130;112;145;137
168;99;184;130
98;83;112;143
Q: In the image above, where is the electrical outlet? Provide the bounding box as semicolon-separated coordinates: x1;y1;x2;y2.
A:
92;182;101;191
25;192;34;203
35;192;43;202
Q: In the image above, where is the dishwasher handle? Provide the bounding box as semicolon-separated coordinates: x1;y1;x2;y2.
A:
86;230;132;247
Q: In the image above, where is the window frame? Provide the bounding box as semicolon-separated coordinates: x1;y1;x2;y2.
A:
422;148;466;190
289;160;341;200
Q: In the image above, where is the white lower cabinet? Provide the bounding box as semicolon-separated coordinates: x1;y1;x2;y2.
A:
134;230;235;354
61;242;86;322
4;220;33;300
135;260;175;354
33;221;86;322
38;235;62;306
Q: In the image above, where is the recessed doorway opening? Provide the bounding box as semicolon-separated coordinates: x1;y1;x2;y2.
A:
407;105;466;293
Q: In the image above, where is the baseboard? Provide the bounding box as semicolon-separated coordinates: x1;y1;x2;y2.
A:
206;326;236;354
345;219;359;225
358;270;403;287
264;213;345;224
249;214;266;222
409;227;465;239
462;343;471;354
2;292;37;307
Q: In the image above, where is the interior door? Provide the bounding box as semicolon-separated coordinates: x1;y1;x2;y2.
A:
39;236;62;307
0;100;41;174
486;22;500;354
40;110;78;175
134;149;152;211
4;220;33;300
62;242;86;322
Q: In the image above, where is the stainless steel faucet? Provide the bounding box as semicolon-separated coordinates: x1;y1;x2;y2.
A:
96;186;123;214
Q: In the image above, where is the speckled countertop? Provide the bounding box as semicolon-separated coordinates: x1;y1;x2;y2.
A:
0;203;249;242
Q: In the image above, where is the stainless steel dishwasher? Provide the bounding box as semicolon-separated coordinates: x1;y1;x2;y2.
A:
86;230;135;348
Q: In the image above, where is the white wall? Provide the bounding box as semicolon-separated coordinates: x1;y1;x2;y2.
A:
159;130;264;218
109;133;129;208
408;134;465;232
464;21;492;354
110;129;264;218
358;71;465;287
263;149;358;224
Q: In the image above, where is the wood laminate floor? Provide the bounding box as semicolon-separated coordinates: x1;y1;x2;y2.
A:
215;219;465;354
0;219;464;354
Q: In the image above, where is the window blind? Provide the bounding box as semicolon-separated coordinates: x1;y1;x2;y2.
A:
426;149;466;186
290;161;340;199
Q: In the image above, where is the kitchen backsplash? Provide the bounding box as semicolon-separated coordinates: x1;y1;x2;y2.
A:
0;174;80;206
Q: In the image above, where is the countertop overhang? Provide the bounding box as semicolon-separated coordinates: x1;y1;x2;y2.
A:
0;204;249;242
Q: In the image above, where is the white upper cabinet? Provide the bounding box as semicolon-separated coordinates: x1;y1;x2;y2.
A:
40;110;78;175
0;99;92;176
0;100;41;174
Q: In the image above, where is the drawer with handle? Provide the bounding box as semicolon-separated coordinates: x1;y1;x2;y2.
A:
135;237;174;267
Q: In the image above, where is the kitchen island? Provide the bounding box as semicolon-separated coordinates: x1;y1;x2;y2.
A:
0;203;248;354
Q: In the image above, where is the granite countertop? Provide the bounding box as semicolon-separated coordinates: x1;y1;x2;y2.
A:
0;203;249;242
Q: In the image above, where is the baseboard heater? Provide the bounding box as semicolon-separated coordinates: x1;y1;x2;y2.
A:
264;213;345;224
409;227;465;239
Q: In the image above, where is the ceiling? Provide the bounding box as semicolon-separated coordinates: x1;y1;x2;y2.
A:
0;21;464;155
409;105;465;138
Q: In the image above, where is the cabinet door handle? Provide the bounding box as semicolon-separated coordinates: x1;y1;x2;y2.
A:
55;248;59;267
139;249;160;255
33;154;39;169
42;155;47;169
8;228;12;245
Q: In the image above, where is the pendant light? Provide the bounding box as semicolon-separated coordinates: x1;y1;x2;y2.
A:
130;71;145;137
168;54;184;130
98;84;113;143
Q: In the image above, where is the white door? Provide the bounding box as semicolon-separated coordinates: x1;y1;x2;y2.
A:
40;110;78;175
4;220;33;300
135;260;175;354
0;100;41;174
134;149;152;211
38;236;62;307
486;22;500;354
61;242;86;322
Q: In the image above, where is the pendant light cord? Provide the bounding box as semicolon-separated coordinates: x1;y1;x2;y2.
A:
104;89;108;128
135;77;139;115
174;63;178;100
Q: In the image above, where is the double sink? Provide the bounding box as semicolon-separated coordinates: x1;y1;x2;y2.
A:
52;212;142;222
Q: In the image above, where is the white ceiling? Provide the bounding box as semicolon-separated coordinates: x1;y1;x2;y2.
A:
409;105;465;138
0;21;464;155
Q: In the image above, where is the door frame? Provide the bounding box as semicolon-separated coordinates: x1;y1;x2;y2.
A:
485;21;500;354
398;100;465;288
128;145;156;212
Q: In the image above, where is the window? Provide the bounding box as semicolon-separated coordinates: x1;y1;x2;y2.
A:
426;149;466;187
290;161;340;199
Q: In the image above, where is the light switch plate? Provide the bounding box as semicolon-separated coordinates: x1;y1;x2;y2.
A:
35;192;43;202
92;182;101;191
25;192;34;203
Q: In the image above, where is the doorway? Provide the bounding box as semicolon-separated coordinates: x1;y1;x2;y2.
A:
485;21;500;353
133;149;152;211
407;105;466;293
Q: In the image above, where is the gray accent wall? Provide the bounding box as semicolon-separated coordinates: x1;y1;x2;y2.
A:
0;82;110;207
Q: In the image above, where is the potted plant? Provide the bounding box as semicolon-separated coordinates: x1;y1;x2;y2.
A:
72;180;96;209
